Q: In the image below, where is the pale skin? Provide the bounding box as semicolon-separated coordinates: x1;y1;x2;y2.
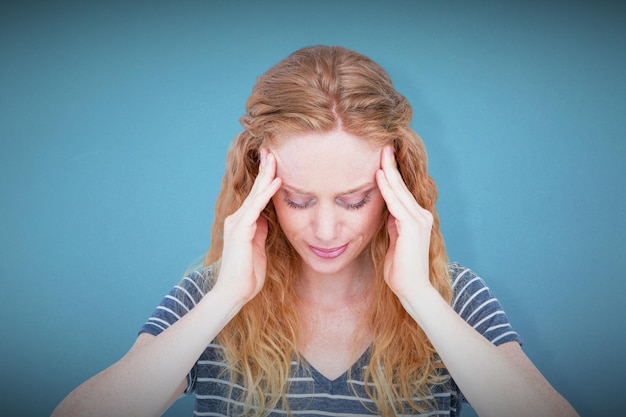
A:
52;129;579;417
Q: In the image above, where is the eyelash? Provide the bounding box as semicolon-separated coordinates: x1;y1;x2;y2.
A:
283;194;371;211
346;194;371;210
284;198;311;210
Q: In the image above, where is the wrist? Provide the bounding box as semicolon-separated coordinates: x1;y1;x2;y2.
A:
396;284;447;328
196;287;246;328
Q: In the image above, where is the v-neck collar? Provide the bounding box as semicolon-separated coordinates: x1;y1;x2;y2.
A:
298;345;372;385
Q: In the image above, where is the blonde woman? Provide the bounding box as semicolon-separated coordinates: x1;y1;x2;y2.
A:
52;46;579;417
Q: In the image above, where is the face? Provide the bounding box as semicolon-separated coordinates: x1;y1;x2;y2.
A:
270;129;386;277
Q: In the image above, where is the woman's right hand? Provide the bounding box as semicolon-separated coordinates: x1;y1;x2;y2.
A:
213;148;282;305
50;156;281;417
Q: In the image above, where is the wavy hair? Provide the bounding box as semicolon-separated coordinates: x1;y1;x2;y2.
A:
204;45;452;416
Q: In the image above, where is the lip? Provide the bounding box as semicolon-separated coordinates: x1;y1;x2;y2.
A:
309;244;348;259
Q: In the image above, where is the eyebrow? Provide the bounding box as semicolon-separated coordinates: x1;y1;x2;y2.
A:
281;182;376;196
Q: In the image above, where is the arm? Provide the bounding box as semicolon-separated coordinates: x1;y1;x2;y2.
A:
52;150;282;417
375;146;579;417
51;291;244;417
401;285;578;417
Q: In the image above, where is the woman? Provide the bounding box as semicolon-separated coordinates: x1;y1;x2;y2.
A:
52;45;579;417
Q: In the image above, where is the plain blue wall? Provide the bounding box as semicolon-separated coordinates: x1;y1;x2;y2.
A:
1;1;624;416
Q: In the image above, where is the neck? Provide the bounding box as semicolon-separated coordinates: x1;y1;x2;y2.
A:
295;258;374;309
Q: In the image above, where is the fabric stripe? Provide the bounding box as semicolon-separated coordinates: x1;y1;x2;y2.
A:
137;263;521;416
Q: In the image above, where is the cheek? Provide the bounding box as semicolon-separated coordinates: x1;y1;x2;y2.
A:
366;199;387;231
352;199;386;236
273;200;302;235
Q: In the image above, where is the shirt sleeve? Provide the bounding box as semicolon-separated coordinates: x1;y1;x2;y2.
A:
138;267;214;394
448;263;523;346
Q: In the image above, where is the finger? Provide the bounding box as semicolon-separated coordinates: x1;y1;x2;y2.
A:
379;147;434;228
376;168;408;220
237;150;282;224
255;150;282;207
248;149;278;197
386;212;399;242
379;146;421;212
252;216;270;265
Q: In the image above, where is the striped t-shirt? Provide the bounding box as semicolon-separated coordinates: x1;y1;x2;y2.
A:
140;262;522;416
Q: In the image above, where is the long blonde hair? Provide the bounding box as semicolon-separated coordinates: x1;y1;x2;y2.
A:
204;45;452;416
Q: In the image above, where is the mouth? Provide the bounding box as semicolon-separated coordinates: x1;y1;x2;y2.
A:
309;244;348;259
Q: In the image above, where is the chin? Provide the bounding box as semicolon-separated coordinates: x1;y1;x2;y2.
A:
301;253;361;276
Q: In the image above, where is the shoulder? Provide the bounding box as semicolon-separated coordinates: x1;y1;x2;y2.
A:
175;266;216;300
138;265;216;336
447;262;491;307
447;262;523;346
447;262;478;289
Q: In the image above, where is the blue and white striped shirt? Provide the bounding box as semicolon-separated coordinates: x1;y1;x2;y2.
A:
140;263;522;416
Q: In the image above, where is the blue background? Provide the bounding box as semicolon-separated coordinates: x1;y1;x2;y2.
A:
1;1;624;416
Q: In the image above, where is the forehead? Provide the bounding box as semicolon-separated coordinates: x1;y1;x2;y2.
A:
270;130;381;193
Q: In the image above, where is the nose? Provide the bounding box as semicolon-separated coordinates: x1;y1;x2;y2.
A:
312;201;340;243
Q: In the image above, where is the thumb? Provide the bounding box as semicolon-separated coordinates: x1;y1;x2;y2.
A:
386;213;399;242
253;215;269;251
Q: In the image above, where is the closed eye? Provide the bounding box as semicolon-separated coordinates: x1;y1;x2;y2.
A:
281;188;373;211
284;197;315;210
341;193;372;210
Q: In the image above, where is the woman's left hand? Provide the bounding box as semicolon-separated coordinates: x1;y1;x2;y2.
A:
375;146;434;300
